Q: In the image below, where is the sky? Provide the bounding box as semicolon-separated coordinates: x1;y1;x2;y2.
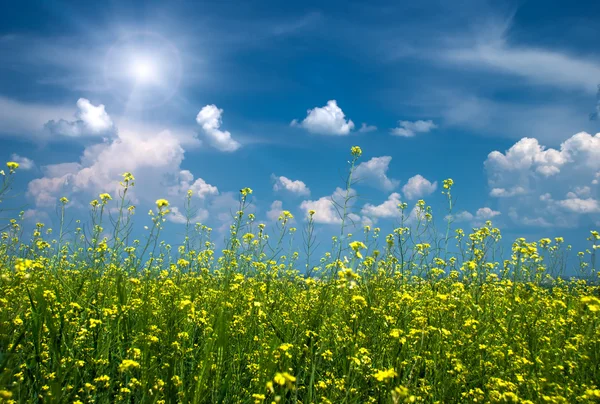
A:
1;0;600;273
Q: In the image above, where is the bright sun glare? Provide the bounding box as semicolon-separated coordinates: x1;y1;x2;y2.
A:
129;57;158;84
104;32;182;109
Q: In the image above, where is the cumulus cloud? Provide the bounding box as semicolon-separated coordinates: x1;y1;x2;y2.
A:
291;100;355;135
196;105;241;152
44;98;115;138
168;206;210;224
272;175;310;196
448;207;501;225
361;192;402;219
267;200;284;221
354;156;400;191
485;132;600;227
25;103;254;236
391;120;437;138
300;187;358;224
358;123;377;133
402;175;437;200
10;154;34;170
556;197;600;214
490;187;527;198
168;170;219;199
27;125;186;208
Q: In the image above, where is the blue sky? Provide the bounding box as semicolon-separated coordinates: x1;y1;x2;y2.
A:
1;0;600;272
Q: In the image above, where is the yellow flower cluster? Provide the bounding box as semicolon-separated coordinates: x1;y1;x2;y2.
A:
0;152;599;403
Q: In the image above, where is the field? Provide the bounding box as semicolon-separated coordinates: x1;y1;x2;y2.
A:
1;149;600;403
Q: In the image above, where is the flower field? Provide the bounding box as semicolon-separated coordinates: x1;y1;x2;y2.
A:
1;148;600;403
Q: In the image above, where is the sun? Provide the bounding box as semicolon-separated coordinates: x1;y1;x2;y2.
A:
129;57;158;84
103;31;182;109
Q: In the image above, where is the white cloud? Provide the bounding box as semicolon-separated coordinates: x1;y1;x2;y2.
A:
272;175;310;196
485;132;600;227
485;133;600;191
10;154;34;170
196;105;241;152
490;187;527;198
22;209;50;223
354;156;400;191
27;125;186;208
0;96;72;140
267;200;284;221
291;100;355;135
361;192;402;219
556;197;600;214
447;207;501;226
439;93;596;144
300;187;357;224
443;39;600;94
358;123;377;133
168;206;209;224
391;120;437;138
475;207;501;220
485;137;567;179
44;98;115;138
448;211;474;222
168;170;219;199
402;175;437;200
574;186;591;198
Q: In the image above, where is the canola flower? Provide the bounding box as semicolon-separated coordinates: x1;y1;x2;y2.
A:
156;198;169;209
0;149;599;403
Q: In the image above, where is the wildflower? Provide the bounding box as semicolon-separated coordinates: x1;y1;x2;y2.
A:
60;197;69;204
351;295;367;306
118;359;140;373
156;199;169;209
6;161;19;170
349;241;367;259
308;210;316;217
0;390;12;399
581;296;600;312
373;368;397;382
278;211;294;222
443;178;454;189
273;372;296;386
350;146;362;157
99;193;112;202
240;187;253;197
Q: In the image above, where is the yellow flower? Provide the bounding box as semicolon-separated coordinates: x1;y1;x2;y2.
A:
351;146;362;157
118;359;140;373
0;390;12;399
60;197;69;204
273;372;296;386
349;241;367;259
99;193;112;202
373;368;397;382
6;161;19;170
156;199;169;209
308;210;316;216
278;211;294;221
581;296;600;312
